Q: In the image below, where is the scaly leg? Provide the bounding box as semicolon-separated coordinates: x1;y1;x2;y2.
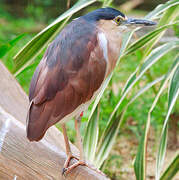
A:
63;116;85;174
61;123;79;172
62;116;105;176
75;116;85;162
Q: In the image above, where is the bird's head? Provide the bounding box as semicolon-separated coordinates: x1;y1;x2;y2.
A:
82;7;156;31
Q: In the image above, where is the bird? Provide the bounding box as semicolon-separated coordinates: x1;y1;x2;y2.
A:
26;7;156;175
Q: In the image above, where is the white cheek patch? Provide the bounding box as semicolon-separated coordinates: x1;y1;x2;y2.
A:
97;32;108;61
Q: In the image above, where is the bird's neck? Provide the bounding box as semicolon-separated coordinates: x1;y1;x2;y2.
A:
97;20;124;76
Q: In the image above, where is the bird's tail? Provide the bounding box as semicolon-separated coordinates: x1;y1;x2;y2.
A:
26;101;53;141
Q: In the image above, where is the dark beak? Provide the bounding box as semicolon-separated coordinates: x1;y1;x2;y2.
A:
125;18;156;26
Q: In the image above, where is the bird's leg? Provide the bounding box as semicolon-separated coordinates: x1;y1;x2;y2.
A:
62;115;106;176
75;115;85;162
61;123;79;170
62;115;86;175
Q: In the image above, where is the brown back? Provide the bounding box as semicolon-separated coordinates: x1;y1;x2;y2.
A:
27;18;107;141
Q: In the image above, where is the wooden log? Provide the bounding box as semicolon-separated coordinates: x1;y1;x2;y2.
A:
0;61;109;180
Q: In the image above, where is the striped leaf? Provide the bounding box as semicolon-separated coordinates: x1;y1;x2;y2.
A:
13;0;97;75
83;105;100;162
145;0;179;20
110;41;179;122
125;21;179;55
143;5;179;58
156;126;168;180
112;75;165;171
134;57;179;180
0;34;26;58
94;113;120;168
84;31;134;167
119;75;165;132
160;153;179;180
156;59;179;180
129;76;165;105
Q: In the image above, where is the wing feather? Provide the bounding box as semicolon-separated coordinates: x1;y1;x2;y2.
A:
27;18;107;141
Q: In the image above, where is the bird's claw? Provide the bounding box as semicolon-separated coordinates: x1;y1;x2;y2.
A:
62;167;67;176
62;155;105;177
62;160;85;176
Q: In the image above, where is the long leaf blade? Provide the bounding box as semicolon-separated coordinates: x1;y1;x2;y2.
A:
96;76;164;170
84;31;134;168
94;113;120;168
125;21;179;55
13;0;97;73
156;61;179;180
110;41;179;122
160;153;179;180
145;0;179;20
0;34;26;58
134;57;179;180
129;76;165;105
83;105;100;162
134;129;146;180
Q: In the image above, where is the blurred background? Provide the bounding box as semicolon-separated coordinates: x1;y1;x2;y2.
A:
0;0;178;179
0;0;168;46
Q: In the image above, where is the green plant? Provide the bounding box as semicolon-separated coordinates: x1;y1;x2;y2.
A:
84;3;179;180
0;34;25;58
3;0;179;179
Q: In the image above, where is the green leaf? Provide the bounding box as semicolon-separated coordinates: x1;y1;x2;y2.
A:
110;41;179;122
94;113;120;168
13;0;97;75
125;21;179;55
0;34;26;58
168;62;179;109
134;129;146;180
128;48;179;180
112;54;179;180
102;0;113;7
129;76;165;105
120;75;164;130
145;0;179;20
160;153;179;180
156;61;179;180
156;126;168;180
143;5;179;58
134;57;179;180
82;31;134;168
83;105;99;162
121;70;137;94
95;76;165;170
140;41;179;73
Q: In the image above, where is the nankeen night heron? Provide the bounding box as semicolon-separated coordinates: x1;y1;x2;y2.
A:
26;7;156;175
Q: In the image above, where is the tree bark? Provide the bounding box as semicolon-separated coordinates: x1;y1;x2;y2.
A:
0;61;109;180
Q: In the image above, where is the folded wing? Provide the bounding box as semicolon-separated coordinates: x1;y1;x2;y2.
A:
26;19;107;141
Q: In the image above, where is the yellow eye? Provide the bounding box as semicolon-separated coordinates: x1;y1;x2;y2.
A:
114;16;122;25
